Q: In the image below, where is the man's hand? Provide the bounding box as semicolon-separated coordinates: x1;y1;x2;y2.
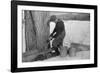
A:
49;37;52;41
47;37;53;43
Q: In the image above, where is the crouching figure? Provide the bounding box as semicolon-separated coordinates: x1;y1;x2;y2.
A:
48;15;66;57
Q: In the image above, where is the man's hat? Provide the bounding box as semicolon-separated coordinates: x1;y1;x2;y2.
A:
50;15;57;21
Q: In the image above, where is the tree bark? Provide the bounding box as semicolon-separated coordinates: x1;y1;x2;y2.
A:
25;10;50;52
25;11;37;51
33;11;50;51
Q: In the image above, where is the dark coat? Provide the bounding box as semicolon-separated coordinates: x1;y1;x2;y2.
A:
50;19;65;38
50;19;65;47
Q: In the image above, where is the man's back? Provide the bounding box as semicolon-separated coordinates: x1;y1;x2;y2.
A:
53;19;65;38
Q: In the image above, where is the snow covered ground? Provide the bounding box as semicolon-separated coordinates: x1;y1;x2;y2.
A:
44;51;90;61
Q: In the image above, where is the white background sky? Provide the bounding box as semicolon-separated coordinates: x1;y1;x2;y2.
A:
0;0;99;73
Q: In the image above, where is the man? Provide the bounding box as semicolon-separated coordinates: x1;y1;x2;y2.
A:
34;15;66;61
48;15;66;56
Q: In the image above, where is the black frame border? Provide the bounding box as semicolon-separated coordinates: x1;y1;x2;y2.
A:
11;1;98;72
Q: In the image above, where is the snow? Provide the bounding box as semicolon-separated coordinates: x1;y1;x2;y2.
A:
63;20;90;46
44;51;90;61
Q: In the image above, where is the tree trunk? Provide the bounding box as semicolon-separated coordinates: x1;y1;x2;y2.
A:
33;11;50;51
25;11;37;51
25;10;50;52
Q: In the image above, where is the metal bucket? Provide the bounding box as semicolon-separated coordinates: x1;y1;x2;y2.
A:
69;47;76;57
60;46;68;57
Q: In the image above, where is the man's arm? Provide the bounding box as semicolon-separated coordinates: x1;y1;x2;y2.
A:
47;26;56;42
50;26;56;38
52;20;65;38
